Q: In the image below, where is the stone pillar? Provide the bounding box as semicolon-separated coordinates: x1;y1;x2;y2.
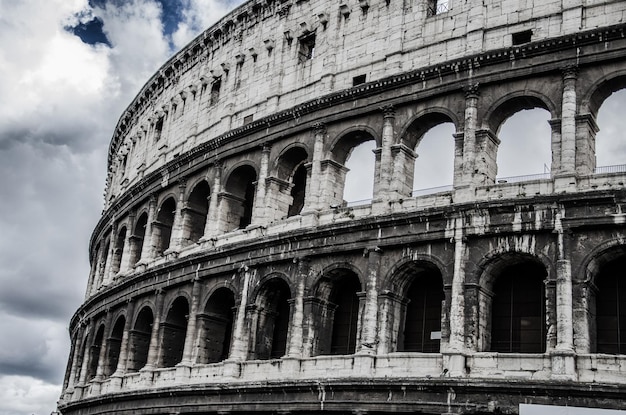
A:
359;247;381;354
474;129;499;186
64;323;86;393
376;292;407;354
204;162;222;239
445;215;467;376
137;195;158;265
452;132;465;188
375;105;395;200
228;266;254;361
264;177;293;223
180;277;202;365
118;211;135;274
552;209;576;379
287;258;309;357
559;66;578;177
390;143;417;198
320;160;349;208
252;144;271;226
303;123;326;212
76;319;97;386
462;84;480;188
94;311;114;381
549;119;562;175
103;221;118;286
142;290;165;370
166;179;187;254
575;114;599;176
111;300;136;377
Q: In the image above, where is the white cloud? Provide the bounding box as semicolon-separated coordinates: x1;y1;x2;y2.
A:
172;0;238;49
0;375;61;415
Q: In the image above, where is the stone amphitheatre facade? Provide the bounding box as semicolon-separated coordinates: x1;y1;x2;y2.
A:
60;0;626;413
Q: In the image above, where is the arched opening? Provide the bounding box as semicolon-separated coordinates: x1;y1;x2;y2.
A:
408;118;456;195
129;212;148;266
488;261;546;353
110;227;126;275
253;278;291;360
154;197;176;255
492;99;552;181
329;269;361;355
197;288;235;364
104;316;125;377
183;180;210;245
343;140;376;205
398;264;444;352
596;88;626;170
127;306;153;372
98;238;110;287
224;165;257;230
87;324;105;380
272;146;309;220
595;255;626;354
160;297;189;367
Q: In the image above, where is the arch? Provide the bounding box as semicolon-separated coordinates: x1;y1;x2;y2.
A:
329;126;380;163
478;253;547;353
483;93;556;135
312;266;363;356
197;287;235;364
252;277;292;359
223;164;257;230
129;212;148;266
273;145;309;218
183;180;211;245
160;296;189;367
592;79;626;168
583;72;626;116
154;197;176;255
103;315;125;377
389;260;445;353
87;324;105;380
110;226;127;275
399;109;459;150
127;306;153;372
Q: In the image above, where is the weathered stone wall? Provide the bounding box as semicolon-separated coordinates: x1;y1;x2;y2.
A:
62;1;626;414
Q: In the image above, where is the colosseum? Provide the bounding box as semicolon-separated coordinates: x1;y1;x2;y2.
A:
60;0;626;413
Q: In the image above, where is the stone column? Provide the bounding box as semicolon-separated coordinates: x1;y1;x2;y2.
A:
303;123;326;212
64;323;86;392
376;292;407;354
375;105;395;200
252;144;271;226
445;215;467;376
575;114;599;176
77;319;97;386
204;162;222;239
559;66;578;177
167;179;187;254
118;211;135;274
142;290;165;370
228;266;254;361
287;258;309;357
452;132;465;188
552;209;576;379
390;143;417;198
137;195;158;265
111;300;136;377
359;247;381;354
320;160;349;208
180;277;202;365
474;129;499;186
549;119;562;175
462;84;480;187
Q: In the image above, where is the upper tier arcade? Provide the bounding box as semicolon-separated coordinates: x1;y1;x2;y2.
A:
61;1;626;414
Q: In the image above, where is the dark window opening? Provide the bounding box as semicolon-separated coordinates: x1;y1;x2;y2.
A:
155;198;176;255
243;114;254;125
185;181;210;245
224;165;257;231
210;79;221;105
491;263;546;353
330;275;361;355
240;180;255;228
87;325;105;380
427;0;449;16
104;317;125;377
399;270;444;352
352;74;366;86
128;307;153;372
199;289;235;363
130;213;148;266
596;257;626;354
154;117;164;141
254;279;291;360
287;163;307;217
160;298;189;368
298;33;316;63
512;30;533;45
110;227;126;274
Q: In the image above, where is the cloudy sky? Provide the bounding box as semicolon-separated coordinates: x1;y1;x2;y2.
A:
0;1;626;414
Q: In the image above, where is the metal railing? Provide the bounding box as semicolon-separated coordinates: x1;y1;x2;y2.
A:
411;185;453;197
495;172;551;184
344;198;373;208
594;164;626;174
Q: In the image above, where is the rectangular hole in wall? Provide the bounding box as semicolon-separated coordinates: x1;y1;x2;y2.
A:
353;74;366;86
512;30;532;45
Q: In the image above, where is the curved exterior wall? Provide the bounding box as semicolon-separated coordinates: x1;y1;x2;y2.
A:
61;0;626;414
